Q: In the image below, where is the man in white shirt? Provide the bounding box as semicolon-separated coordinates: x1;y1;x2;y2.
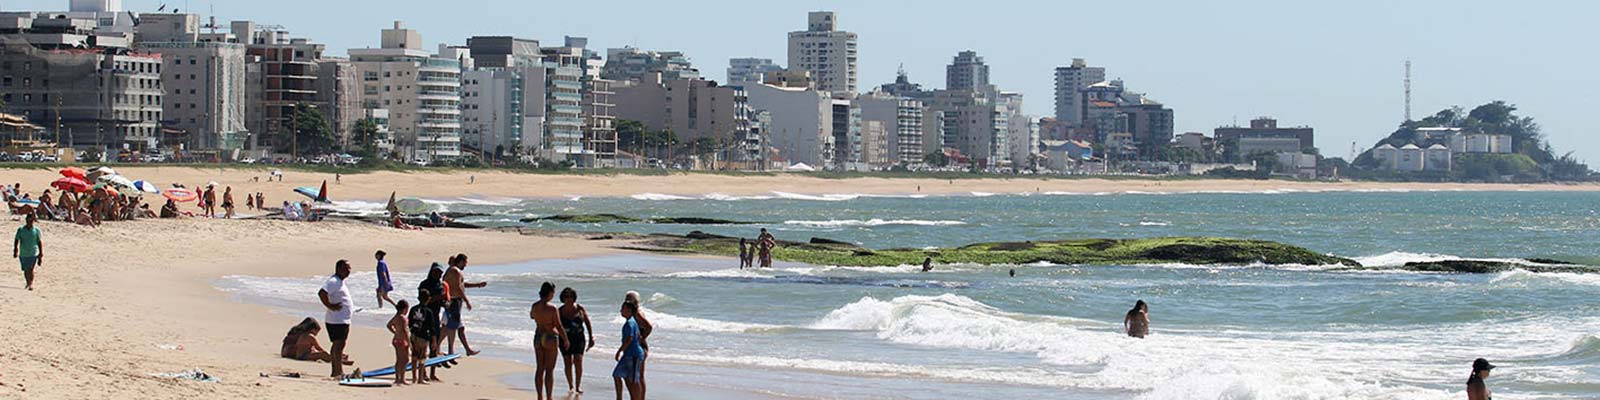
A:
318;259;354;377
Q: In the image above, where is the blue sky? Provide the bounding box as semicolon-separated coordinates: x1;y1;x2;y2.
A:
13;0;1597;162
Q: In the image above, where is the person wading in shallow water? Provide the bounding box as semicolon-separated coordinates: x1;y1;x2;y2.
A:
1123;300;1150;338
1467;358;1494;400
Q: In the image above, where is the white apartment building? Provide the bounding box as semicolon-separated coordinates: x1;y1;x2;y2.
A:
349;21;462;162
1001;92;1037;169
745;82;834;167
856;91;924;166
787;11;857;96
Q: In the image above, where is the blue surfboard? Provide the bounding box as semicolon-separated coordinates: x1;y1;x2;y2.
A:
360;353;462;378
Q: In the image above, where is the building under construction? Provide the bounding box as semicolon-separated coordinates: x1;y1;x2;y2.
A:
0;12;163;155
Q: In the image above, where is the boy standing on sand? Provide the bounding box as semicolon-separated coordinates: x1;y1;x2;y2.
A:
13;213;42;290
375;250;396;309
317;260;354;377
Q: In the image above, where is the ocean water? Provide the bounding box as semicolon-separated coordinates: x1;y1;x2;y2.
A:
222;190;1600;399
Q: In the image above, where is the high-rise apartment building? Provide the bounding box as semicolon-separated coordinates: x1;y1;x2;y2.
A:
136;13;249;153
1053;58;1105;127
945;50;989;91
349;21;462;162
237;21;326;154
787;11;857;96
745;82;834;167
857;91;925;166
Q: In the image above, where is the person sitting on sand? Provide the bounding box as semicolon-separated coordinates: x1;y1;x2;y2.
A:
160;199;180;219
73;206;97;227
1467;358;1494;400
279;317;352;365
392;213;422;231
137;203;156;219
529;282;567;400
1124;300;1150;338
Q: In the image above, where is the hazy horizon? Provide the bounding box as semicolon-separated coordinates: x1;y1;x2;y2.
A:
11;0;1595;162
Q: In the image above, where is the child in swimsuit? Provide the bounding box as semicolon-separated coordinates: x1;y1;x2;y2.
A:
613;299;646;398
388;300;411;385
375;250;396;309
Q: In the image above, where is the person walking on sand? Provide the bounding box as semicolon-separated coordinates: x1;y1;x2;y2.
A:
529;282;568;400
444;254;486;356
1467;358;1494;400
1124;300;1150;338
318;259;354;377
222;186;235;219
757;228;777;268
387;300;411;386
612;298;646;400
374;250;396;309
13;213;42;291
201;185;216;218
559;287;595;394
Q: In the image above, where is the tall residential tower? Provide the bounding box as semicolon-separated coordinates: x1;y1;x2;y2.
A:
786;11;857;96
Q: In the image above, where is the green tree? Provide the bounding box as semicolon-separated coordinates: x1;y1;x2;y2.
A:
616;120;647;155
288;104;336;156
348;118;384;158
923;151;950;167
643;129;678;160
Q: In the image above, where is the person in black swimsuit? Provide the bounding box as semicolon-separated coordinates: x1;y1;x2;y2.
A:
1467;358;1494;400
558;287;595;394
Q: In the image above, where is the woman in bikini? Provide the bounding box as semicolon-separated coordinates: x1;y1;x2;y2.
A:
529;282;567;400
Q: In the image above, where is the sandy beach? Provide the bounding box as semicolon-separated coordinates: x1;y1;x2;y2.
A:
0;215;621;399
0;167;1594;399
3;166;1595;205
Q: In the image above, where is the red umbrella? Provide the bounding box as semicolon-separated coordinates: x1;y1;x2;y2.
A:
51;177;90;193
59;167;87;179
162;188;198;203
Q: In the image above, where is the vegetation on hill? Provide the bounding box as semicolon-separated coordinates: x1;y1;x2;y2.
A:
1352;101;1593;182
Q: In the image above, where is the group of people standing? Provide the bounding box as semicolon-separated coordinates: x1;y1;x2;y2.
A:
737;228;778;269
307;251;486;385
529;282;652;400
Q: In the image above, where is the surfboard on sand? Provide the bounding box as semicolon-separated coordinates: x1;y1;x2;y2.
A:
338;377;393;387
360;353;462;378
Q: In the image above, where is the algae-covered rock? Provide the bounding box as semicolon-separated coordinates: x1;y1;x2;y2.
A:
642;235;1358;267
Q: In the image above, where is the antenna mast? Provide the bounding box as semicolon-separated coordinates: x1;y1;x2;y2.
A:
1404;60;1412;122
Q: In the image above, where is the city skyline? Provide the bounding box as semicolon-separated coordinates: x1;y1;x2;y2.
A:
5;0;1595;162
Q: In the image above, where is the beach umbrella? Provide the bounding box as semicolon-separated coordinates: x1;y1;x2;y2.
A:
133;180;160;193
59;167;87;179
105;175;137;191
206;181;219;188
50;177;90;193
395;197;430;215
163;188;198;203
86;166;116;181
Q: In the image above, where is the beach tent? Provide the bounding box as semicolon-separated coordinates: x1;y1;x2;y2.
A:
394;197;430;215
786;163;816;172
294;180;330;203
